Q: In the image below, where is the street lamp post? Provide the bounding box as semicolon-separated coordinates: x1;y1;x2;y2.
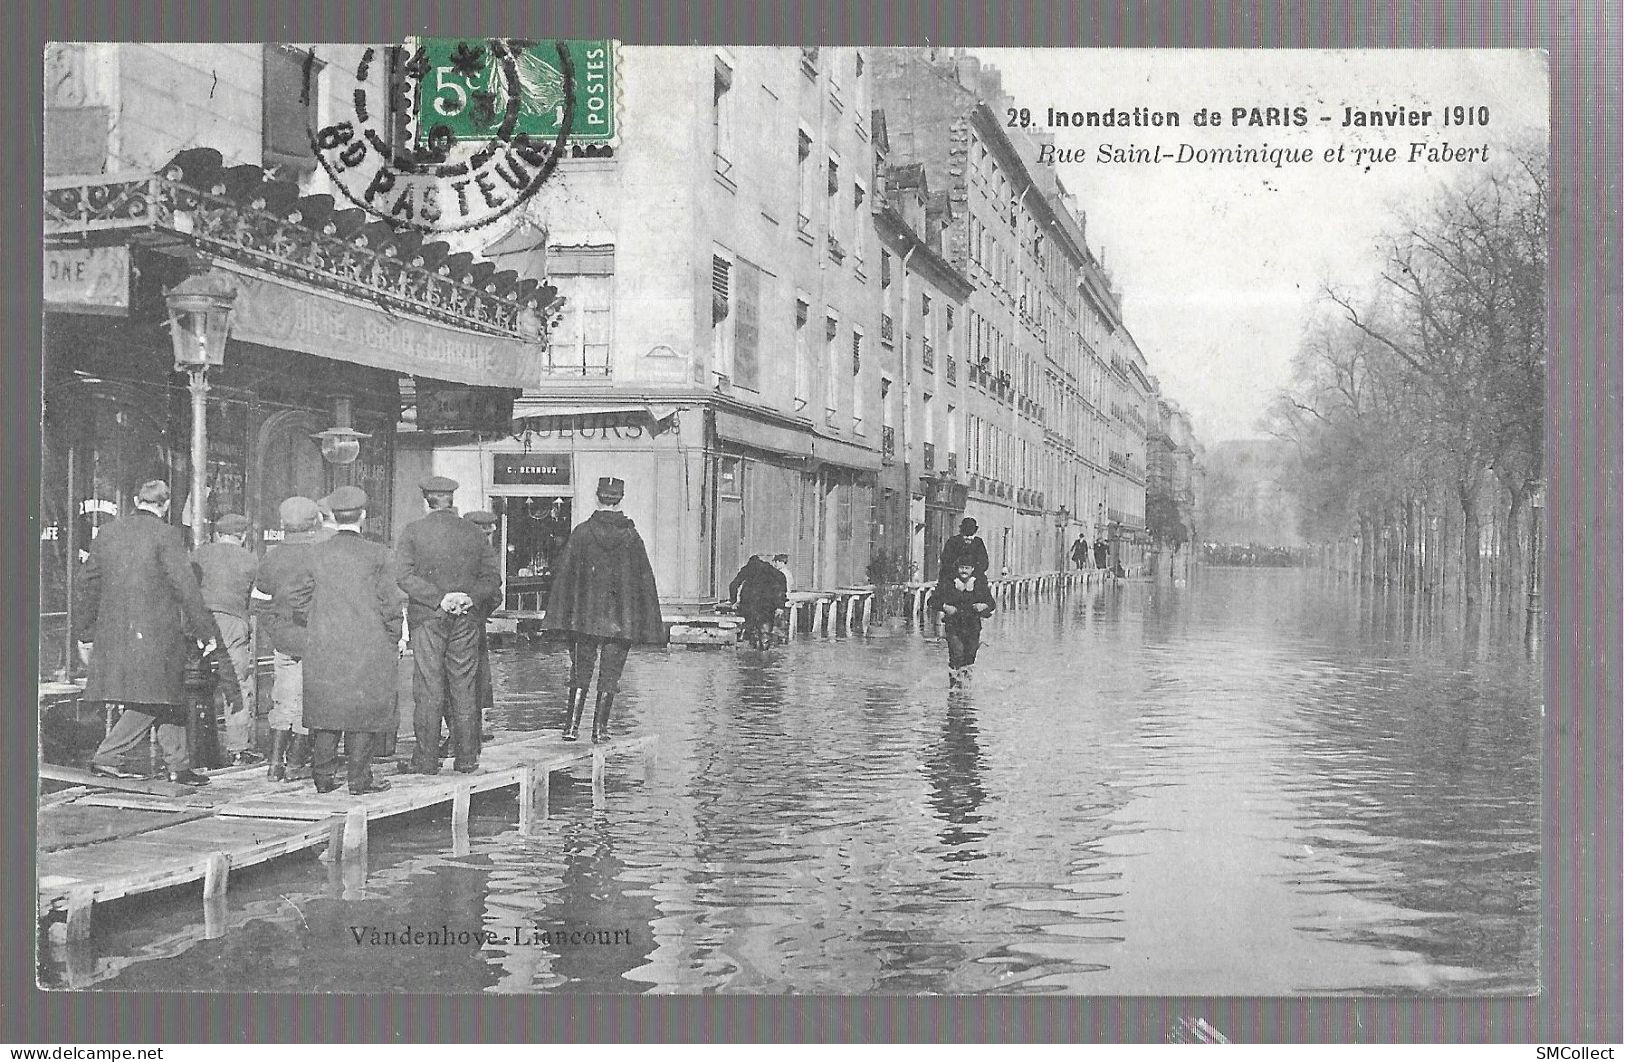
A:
164;268;237;770
165;269;238;549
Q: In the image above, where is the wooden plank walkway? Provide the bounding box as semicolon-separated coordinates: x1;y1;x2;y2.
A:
37;728;656;939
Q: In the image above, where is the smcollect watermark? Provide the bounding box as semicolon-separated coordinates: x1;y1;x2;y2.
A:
347;924;636;948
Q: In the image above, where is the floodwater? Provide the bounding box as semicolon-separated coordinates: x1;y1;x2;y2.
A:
45;568;1542;996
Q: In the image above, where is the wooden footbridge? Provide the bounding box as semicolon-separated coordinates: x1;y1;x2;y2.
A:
38;729;654;943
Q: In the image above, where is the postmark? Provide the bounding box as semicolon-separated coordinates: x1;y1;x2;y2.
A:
303;39;590;233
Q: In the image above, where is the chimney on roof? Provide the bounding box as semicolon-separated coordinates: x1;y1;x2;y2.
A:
955;53;980;87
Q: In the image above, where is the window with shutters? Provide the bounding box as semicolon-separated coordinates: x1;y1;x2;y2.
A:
824;315;840;420
851;182;867;266
732;259;761;390
796;129;814;240
794;298;812;410
263;45;321;176
544;246;615;376
851;328;865;431
713;58;735;185
711;254;733;379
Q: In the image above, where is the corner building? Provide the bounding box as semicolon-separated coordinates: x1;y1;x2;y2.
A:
420;47;884;602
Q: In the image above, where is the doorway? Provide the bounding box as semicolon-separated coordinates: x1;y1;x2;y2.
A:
490;494;572;611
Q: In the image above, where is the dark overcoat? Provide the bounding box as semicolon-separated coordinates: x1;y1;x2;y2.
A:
935;570;997;638
938;534;990;582
729;557;788;621
544;510;667;645
289;531;406;732
394;508;502;625
73;509;217;706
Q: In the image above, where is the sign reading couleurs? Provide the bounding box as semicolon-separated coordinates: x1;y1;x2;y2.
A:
491;452;571;486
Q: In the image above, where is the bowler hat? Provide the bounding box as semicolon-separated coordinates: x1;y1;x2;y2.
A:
596;476;625;502
213;513;249;536
278;496;322;531
959;517;979;535
466;510;498;528
420;475;460;493
326;485;369;511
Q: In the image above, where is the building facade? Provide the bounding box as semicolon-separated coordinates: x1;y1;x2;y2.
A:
421;46;885;603
871;49;1136;577
42;43;545;677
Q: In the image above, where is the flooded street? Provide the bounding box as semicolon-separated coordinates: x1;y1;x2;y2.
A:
51;568;1542;996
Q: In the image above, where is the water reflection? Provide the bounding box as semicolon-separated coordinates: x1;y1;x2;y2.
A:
51;568;1540;996
924;689;988;858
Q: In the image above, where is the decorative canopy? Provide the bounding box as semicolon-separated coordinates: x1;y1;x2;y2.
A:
45;148;560;341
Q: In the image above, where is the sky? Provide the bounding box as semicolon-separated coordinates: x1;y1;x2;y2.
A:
977;49;1548;443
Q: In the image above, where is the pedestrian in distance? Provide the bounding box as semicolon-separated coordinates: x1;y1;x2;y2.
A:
190;512;262;767
78;480;219;787
1070;534;1089;571
395;476;501;775
729;551;788;649
544;476;667;742
938;517;990;584
285;486;405;795
253;496;323;781
936;558;996;689
1093;538;1109;571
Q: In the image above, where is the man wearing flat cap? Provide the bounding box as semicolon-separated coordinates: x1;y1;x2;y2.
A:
285;486;405;794
190;512;262;766
545;477;666;742
252;496;323;781
395;475;501;774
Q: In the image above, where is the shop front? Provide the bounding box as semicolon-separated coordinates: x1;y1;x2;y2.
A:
42;148;552;681
399;404;703;605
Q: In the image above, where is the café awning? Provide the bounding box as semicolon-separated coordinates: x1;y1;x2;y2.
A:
513;399;684;435
44;148;562;389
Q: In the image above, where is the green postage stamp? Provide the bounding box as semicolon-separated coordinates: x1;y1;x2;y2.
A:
413;38;616;146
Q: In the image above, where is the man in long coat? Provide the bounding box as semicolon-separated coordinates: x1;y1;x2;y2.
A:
545;476;666;742
395;475;500;774
79;480;218;786
286;486;404;795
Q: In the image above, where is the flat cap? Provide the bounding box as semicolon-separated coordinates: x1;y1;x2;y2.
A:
325;485;369;511
420;475;460;493
213;513;249;535
278;496;322;531
465;510;498;528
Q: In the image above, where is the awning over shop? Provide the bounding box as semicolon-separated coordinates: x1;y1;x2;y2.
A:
45;147;561;389
812;434;882;472
513;400;683;435
714;409;812;460
225;268;540;388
